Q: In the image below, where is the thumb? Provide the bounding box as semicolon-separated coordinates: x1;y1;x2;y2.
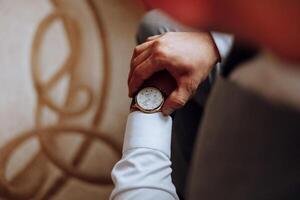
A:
162;87;189;115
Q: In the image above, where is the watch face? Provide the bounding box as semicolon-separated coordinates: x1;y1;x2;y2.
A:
136;87;164;111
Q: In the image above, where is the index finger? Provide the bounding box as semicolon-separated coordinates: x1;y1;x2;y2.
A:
128;56;163;96
133;40;155;55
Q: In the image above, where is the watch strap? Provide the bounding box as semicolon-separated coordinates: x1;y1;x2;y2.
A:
130;98;139;112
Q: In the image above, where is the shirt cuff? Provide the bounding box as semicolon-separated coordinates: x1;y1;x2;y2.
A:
123;111;173;157
211;32;234;62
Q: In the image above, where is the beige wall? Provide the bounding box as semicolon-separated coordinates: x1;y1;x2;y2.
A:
0;0;143;199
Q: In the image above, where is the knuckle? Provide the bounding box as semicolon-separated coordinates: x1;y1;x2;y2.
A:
133;46;139;54
157;46;165;55
153;40;161;48
153;44;166;57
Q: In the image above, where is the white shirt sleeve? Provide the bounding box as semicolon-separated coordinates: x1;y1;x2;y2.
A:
207;32;234;83
211;32;234;62
110;111;179;200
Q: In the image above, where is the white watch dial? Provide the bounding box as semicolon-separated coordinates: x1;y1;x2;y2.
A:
136;87;164;111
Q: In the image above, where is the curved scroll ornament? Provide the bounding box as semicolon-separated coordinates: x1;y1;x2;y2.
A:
32;11;94;117
0;0;120;199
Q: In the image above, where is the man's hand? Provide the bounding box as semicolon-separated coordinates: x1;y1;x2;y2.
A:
128;32;220;115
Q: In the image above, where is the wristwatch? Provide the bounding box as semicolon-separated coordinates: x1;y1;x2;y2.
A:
130;87;165;113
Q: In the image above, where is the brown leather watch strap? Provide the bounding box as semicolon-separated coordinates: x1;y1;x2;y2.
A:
129;98;139;113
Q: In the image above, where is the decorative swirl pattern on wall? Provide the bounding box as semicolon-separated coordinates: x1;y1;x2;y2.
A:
0;0;120;199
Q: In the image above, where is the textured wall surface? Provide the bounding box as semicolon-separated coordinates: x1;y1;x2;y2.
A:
0;0;143;199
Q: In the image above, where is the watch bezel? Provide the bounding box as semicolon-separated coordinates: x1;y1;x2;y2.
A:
134;87;164;113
